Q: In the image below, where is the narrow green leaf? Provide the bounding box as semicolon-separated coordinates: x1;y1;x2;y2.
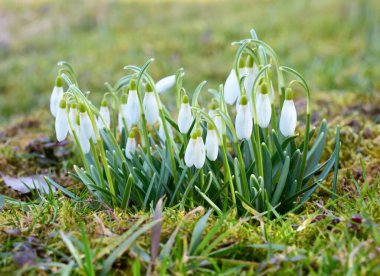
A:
189;209;213;255
271;156;290;206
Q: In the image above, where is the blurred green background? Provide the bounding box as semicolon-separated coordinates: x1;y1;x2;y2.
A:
0;0;378;124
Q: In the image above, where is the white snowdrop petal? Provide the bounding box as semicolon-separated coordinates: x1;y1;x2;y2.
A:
256;93;272;128
50;86;63;117
55;107;69;142
185;138;196;167
98;106;110;129
280;100;297;137
80;113;93;140
68;108;78;136
156;75;176;94
126;90;141;127
194;137;206;169
159;120;173;144
224;69;240;105
79;129;90;154
235;105;253;140
205;130;218;161
125;137;136;160
178;103;193;134
143;92;159;125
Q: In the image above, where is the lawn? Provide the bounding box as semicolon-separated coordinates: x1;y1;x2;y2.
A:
1;0;380;275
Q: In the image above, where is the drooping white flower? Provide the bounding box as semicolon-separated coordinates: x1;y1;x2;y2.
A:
185;128;205;169
178;95;193;134
280;88;297;137
256;83;272;128
125;129;137;160
125;80;141;128
205;126;218;161
158;119;173;144
55;99;69;142
78;122;91;154
119;93;128;132
243;55;258;95
224;58;245;105
78;103;93;141
68;104;78;136
208;101;223;136
97;100;111;129
235;95;253;140
156;75;176;94
143;84;159;125
50;76;64;117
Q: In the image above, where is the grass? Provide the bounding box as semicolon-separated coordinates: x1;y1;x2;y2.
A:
1;0;380;274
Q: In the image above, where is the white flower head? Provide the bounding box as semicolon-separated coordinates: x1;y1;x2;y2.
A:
125;79;141;128
235;95;253;140
178;95;193;134
119;93;128;132
256;83;272;128
280;88;297;137
68;103;78;136
243;55;258;96
156;75;175;94
78;102;94;141
97;99;110;129
224;58;245;105
55;99;69;142
143;83;159;125
125;128;137;160
208;100;223;136
50;76;64;117
205;125;218;161
185;128;205;169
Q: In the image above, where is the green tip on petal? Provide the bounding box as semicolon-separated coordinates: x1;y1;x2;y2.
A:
246;55;254;68
238;57;245;68
121;93;128;104
55;76;63;87
78;102;86;113
182;94;189;104
208;123;215;130
76;114;80;125
129;79;137;90
101;99;108;107
260;83;268;95
146;83;153;92
71;103;77;109
285;87;294;100
129;127;137;138
240;95;248;105
209;99;217;110
59;99;66;109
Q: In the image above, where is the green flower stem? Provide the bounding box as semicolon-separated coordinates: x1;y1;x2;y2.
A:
234;141;249;198
135;84;152;162
89;139;106;190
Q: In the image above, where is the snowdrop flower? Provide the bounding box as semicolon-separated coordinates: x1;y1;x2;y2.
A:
76;114;90;154
68;103;78;136
158;119;173;144
256;83;272;128
125;128;137;160
119;93;128;132
224;58;245;105
244;55;257;95
235;95;253;140
280;88;297;137
97;99;110;129
55;99;69;142
208;100;223;136
78;102;94;141
205;124;218;161
143;83;159;125
125;79;141;128
50;76;64;117
178;95;193;134
185;128;206;169
156;75;176;94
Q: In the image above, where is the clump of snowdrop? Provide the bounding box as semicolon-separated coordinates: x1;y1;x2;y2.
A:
48;29;339;217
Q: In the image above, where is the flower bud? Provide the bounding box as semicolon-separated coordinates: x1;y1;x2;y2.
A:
125;80;141;128
185;128;205;168
205;125;218;161
97;99;111;129
125;128;137;160
156;75;176;94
